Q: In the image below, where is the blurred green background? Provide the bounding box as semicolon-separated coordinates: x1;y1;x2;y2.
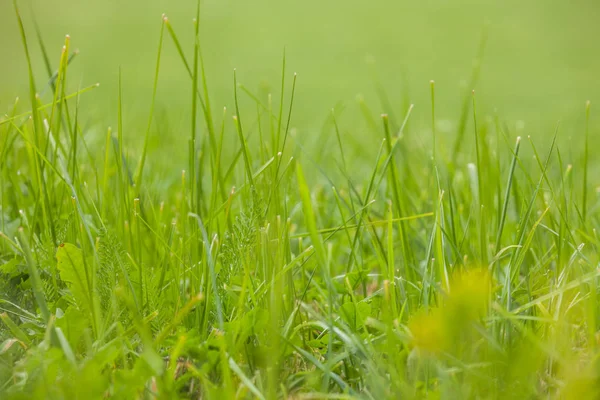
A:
1;0;599;165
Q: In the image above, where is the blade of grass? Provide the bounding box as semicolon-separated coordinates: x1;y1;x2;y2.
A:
134;15;166;187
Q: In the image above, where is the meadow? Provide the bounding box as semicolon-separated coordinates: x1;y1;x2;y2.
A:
1;0;600;398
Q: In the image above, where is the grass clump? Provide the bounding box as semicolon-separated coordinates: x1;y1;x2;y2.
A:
1;2;600;399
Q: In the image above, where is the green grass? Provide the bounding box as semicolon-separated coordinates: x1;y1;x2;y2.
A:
2;2;600;399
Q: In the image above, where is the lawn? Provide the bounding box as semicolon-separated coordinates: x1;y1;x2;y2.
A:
1;0;600;398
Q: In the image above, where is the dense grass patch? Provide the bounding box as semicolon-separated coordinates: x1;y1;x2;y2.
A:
1;2;600;399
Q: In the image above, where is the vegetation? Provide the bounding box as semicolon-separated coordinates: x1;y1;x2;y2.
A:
1;1;599;398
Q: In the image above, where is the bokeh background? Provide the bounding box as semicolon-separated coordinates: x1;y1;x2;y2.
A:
1;0;599;171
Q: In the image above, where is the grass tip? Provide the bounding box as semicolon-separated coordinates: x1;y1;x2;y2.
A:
516;136;521;143
277;152;282;157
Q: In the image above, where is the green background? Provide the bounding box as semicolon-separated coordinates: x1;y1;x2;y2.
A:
1;0;598;161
